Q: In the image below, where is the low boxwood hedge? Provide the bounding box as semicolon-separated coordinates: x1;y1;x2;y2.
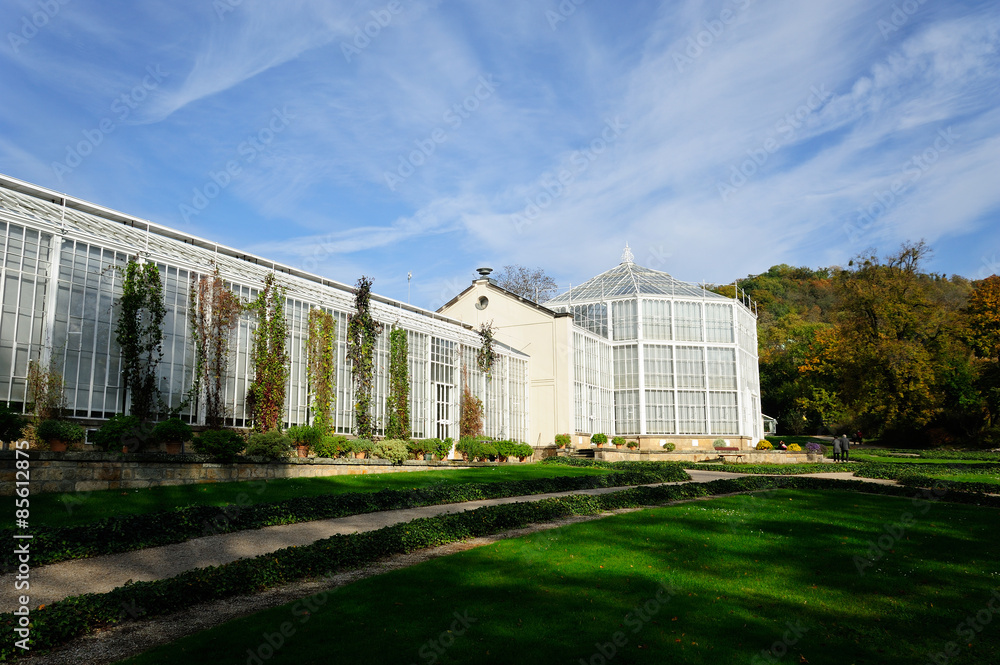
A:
0;465;691;570
686;462;861;475
4;475;998;660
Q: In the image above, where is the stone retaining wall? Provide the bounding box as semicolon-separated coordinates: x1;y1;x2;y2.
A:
0;451;519;495
592;449;813;464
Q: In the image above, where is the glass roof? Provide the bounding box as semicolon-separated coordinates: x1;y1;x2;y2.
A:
547;246;731;305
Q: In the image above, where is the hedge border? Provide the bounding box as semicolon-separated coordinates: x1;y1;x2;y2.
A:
4;476;999;660
1;464;691;570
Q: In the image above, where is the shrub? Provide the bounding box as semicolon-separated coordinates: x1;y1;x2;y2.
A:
431;437;453;460
0;403;25;443
246;430;292;460
91;414;149;451
805;442;825;454
612;436;626;447
36;419;86;443
554;433;571;448
152;418;192;444
626;439;639;449
494;440;532;460
352;439;374;458
455;437;496;461
591;433;608;445
756;440;774;451
662;442;676;452
787;443;802;451
371;439;409;464
712;438;727;448
286;424;323;448
407;440;430;459
191;429;246;461
313;434;350;458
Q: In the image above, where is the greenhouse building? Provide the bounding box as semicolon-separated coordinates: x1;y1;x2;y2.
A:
440;246;763;450
0;174;529;448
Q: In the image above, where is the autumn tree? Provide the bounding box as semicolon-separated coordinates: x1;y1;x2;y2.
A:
833;241;944;437
493;265;558;302
966;275;1000;432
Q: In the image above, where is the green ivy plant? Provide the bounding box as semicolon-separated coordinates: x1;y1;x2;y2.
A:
346;276;383;439
476;320;497;378
189;267;243;429
115;257;166;424
385;326;410;439
306;308;337;433
248;273;289;433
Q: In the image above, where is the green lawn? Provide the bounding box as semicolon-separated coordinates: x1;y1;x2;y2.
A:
17;464;616;529
119;490;1000;665
851;452;998;466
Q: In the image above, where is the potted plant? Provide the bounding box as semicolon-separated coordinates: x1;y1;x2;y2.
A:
36;419;86;452
191;428;246;462
805;442;824;462
554;433;570;449
152;418;192;454
612;436;625;449
626;439;639;450
591;433;608;447
353;438;373;459
287;424;322;458
661;441;676;452
513;442;533;462
432;437;453;461
245;430;292;460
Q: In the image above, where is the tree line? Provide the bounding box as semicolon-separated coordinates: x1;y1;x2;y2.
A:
721;241;1000;447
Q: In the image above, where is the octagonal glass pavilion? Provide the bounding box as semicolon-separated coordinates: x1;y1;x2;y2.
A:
545;246;762;442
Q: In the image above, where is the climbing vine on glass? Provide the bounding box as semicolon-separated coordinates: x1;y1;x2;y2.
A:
248;273;289;433
347;276;383;439
460;366;484;438
115;257;166;422
385;326;410;439
306;308;337;433
477;320;497;378
189;267;242;429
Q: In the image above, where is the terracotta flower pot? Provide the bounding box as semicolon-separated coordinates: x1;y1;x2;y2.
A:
165;441;183;455
49;440;67;452
354;451;366;459
296;445;309;458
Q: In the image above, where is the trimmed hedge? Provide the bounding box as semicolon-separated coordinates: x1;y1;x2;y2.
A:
687;462;861;475
0;465;691;570
4;475;999;660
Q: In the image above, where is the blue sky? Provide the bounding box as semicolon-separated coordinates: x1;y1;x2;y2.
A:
2;0;999;310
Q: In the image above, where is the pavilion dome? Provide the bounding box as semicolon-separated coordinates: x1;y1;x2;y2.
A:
546;245;730;304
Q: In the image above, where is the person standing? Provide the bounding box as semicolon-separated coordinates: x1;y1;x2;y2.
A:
832;435;842;462
840;433;850;462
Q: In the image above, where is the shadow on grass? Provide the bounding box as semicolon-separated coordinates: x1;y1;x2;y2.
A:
119;490;1000;665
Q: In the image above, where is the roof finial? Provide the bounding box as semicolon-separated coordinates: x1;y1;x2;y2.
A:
621;242;634;265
